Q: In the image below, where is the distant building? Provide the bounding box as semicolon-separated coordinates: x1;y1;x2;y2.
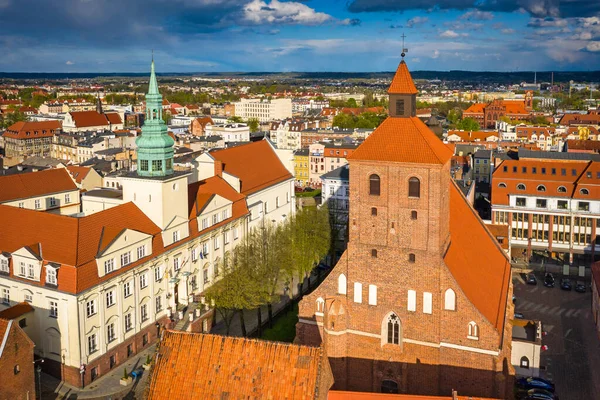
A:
463;93;533;129
234;98;292;122
323;143;359;173
294;149;310;187
321;164;350;252
189;116;214;136
205;123;250;143
511;319;543;378
446;130;499;143
2;120;62;158
473;149;493;184
63;111;123;133
66;165;103;191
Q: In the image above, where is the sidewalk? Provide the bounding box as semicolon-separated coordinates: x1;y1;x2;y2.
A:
39;345;156;400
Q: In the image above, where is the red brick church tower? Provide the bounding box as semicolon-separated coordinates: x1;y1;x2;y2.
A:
296;58;515;398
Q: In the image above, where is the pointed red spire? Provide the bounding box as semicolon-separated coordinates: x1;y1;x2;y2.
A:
388;60;418;94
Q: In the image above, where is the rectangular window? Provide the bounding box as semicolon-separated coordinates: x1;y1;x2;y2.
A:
124;281;132;298
532;167;537;174
202;242;209;255
120;252;131;267
88;334;98;354
264;202;269;214
173;257;180;271
203;268;209;284
125;313;133;332
395;99;405;116
1;288;9;305
107;323;116;343
423;292;433;314
137;245;146;259
151;159;162;171
368;285;377;306
154;265;163;281
141;304;148;322
24;294;32;303
214;237;220;250
536;199;547;208
562;168;566;176
224;230;230;245
579;202;590;211
27;264;35;279
212;214;218;225
49;197;56;207
106;290;115;308
86;300;97;317
65;194;71;204
191;248;198;261
140;273;148;289
233;228;239;240
557;200;568;210
572;169;577;176
173;230;180;242
516;197;526;207
49;300;58;318
155;296;162;313
35;199;41;209
202;218;208;229
407;290;416;312
222;209;228;220
354;282;362;303
19;262;26;276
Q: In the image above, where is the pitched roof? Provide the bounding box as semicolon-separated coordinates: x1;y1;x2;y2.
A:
0;168;77;203
388;60;418;94
0;302;34;320
2;120;61;139
66;165;92;183
447;130;499;142
147;332;326;400
211;140;293;195
187;176;248;221
105;112;122;125
0;319;10;357
503;101;529;115
445;182;511;332
347;117;452;165
463;103;486;114
70;111;110;128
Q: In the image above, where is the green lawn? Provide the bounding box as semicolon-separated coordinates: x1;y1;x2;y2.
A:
295;189;321;198
260;303;299;343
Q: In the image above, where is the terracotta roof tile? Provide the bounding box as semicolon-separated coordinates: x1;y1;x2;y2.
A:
447;130;499;142
105;112;122;125
66;165;92;183
347;117;452;165
70;111;111;128
0;302;34;320
0;168;78;203
211;140;293;195
445;181;511;332
388;60;418;94
2;120;61;139
463;103;486;114
148;332;325;400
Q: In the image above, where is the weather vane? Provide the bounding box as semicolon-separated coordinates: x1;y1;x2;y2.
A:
401;33;408;59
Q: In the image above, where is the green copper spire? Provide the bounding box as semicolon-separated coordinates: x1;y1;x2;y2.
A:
136;58;175;177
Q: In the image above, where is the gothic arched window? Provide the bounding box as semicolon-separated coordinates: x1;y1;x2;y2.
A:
369;174;380;196
408;177;420;198
385;313;401;345
444;289;456;311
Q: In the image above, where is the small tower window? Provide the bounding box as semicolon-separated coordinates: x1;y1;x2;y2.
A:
395;99;405;116
371;249;378;258
371;207;378;216
411;211;418;220
408;177;420;198
369;174;380;196
408;253;415;263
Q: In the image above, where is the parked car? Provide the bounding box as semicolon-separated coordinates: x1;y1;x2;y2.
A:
575;282;587;293
560;278;572;291
516;377;555;393
521;388;559;400
526;273;537;285
543;273;555;288
515;312;525;319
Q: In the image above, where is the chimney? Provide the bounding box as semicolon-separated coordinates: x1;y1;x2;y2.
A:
451;390;458;400
214;160;223;177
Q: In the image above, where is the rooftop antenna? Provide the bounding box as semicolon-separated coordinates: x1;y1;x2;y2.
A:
401;33;408;59
534;71;537;85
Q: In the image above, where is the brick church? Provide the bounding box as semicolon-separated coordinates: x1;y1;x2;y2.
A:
296;58;515;399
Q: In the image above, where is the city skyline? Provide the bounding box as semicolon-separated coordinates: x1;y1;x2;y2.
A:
0;0;599;73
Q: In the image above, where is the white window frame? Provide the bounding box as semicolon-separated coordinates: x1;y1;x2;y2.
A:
141;304;148;322
407;290;416;312
120;252;131;267
107;323;116;343
423;292;432;314
65;193;71;204
140;273;148;289
46;267;57;285
125;313;133;332
35;199;41;209
27;264;35;279
444;289;456;311
137;245;146;259
173;257;180;271
354;282;362;303
49;300;58;318
106;290;115;308
468;321;479;340
86;299;97;318
173;230;180;243
104;258;115;274
19;261;26;277
191;248;198;261
155;265;163;281
338;274;347;295
123;281;132;298
24;294;33;303
368;285;377;306
213;237;220;250
155;296;162;313
1;288;9;305
88;333;98;354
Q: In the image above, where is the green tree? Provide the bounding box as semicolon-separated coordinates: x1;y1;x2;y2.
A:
456;117;480;131
446;109;462;125
228;116;244;123
332;113;356;129
1;109;28;129
345;98;358;108
247;118;260;133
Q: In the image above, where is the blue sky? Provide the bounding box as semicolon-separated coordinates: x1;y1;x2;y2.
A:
0;0;599;72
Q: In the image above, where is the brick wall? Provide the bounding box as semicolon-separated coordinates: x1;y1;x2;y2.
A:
0;323;35;400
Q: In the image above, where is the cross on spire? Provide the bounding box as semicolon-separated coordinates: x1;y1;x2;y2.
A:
401;33;408;59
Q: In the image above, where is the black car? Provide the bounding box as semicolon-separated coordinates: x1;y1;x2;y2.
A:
560;278;572;291
526;273;537;285
543;273;555;288
575;282;586;293
516;377;556;393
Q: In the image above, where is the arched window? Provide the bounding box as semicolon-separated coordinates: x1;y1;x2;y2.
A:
369;174;380;196
411;210;418;220
371;207;378;216
371;249;378;258
338;274;347;295
537;185;546;192
498;182;507;188
558;186;567;193
580;188;589;195
468;321;479;339
517;183;526;191
408;177;420;198
381;380;399;394
444;289;456;311
520;356;529;369
384;313;401;345
316;297;325;314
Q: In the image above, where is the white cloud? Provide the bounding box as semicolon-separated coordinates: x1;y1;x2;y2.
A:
242;0;333;25
460;10;494;20
0;0;10;8
501;28;515;34
406;16;428;28
66;60;75;65
440;30;467;38
432;49;440;59
587;42;600;52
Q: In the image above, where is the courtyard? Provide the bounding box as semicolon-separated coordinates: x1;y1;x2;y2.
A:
513;271;600;400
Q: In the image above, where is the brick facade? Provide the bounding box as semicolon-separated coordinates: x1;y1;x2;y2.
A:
0;321;35;400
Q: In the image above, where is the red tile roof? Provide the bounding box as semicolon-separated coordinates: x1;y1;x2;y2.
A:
147;332;327;400
70;111;120;128
2;120;61;139
105;112;122;125
388;60;418;94
463;103;486;114
0;168;78;203
503;101;529;115
348;117;452;165
566;139;600;152
445;182;511;332
447;130;499;142
0;302;34;320
66;166;92;183
560;113;600;126
211;140;293;195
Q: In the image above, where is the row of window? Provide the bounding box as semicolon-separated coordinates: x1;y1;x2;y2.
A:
105;245;147;275
370;175;421;198
502;165;593;178
1;288;59;318
514;197;591;211
501;181;591;196
18;194;72;209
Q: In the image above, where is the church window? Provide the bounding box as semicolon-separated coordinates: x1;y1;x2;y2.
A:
369;174;380;196
371;249;378;258
408;177;420;198
371;207;377;216
407;290;416;312
354;282;362;303
381;380;399;394
411;211;417;220
385;313;400;345
395;99;405;116
468;321;479;339
444;289;456;311
498;182;506;188
316;297;324;314
338;274;347;295
408;253;415;263
140;160;148;171
368;285;377;305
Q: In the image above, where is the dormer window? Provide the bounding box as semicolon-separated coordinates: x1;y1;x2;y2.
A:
0;257;8;274
46;264;59;286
